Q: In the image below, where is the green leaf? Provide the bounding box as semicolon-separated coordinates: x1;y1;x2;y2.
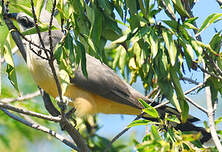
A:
98;0;113;16
138;99;160;118
170;69;189;123
161;0;176;19
162;29;177;66
151;125;161;140
138;98;150;108
0;25;9;51
118;46;127;76
76;41;88;78
171;0;190;19
190;38;203;61
162;20;178;30
128;119;156;128
112;34;128;44
21;23;57;35
143;108;160;118
197;13;222;36
10;3;33;17
148;30;158;58
126;0;137;15
35;0;44;19
165;115;180;123
0;134;10;148
89;7;103;54
3;40;14;67
86;5;95;25
180;37;194;59
209;33;222;52
6;64;19;93
183;22;198;30
112;47;121;69
215;117;222;125
59;69;70;96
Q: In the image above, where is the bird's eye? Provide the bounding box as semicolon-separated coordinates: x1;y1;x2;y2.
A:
19;16;34;28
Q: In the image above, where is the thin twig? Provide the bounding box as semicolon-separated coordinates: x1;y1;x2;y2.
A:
197;64;222;81
104;113;145;152
0;91;40;103
0;107;78;150
105;100;170;152
181;77;199;85
185;96;208;114
189;8;222;150
30;0;49;58
48;0;57;56
47;0;65;115
184;82;204;95
0;102;61;122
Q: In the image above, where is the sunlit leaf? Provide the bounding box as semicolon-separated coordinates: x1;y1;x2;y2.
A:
170;69;189;122
128;119;155;128
171;0;190;19
197;13;222;36
162;29;177;66
10;3;33;17
165;115;180;124
149;30;158;59
59;69;70;96
35;0;44;19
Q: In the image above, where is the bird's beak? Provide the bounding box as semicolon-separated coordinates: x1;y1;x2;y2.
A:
6;13;18;20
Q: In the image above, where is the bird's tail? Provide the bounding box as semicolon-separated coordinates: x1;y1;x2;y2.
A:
141;99;211;144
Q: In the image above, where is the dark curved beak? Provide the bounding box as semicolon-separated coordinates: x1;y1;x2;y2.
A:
6;13;18;20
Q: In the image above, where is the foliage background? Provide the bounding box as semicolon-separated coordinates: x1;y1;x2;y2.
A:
0;0;222;151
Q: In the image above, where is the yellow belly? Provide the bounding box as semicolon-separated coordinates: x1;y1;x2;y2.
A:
27;53;141;116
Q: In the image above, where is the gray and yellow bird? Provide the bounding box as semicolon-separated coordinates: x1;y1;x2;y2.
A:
7;9;211;144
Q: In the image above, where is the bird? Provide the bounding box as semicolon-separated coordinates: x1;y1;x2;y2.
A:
7;9;212;144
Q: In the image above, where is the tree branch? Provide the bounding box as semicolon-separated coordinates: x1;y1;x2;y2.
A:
0;102;61;122
185;96;208;114
0;107;78;151
188;8;222;150
60;118;90;152
181;77;199;85
0;91;40;103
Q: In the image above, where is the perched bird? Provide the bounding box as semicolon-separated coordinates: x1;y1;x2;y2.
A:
7;9;211;144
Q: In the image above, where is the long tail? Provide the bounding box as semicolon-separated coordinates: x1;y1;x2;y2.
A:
142;99;211;144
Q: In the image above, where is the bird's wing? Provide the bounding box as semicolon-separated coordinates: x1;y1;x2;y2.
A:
70;54;144;109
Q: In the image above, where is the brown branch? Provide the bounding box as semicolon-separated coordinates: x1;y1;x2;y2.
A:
48;0;57;56
30;0;49;58
0;91;40;103
0;107;78;150
60;118;90;152
0;102;61;122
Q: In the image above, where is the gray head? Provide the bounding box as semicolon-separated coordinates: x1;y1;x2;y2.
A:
7;12;35;30
8;10;60;31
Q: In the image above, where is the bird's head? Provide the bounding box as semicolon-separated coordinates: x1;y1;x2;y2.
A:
7;10;60;31
7;12;35;30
